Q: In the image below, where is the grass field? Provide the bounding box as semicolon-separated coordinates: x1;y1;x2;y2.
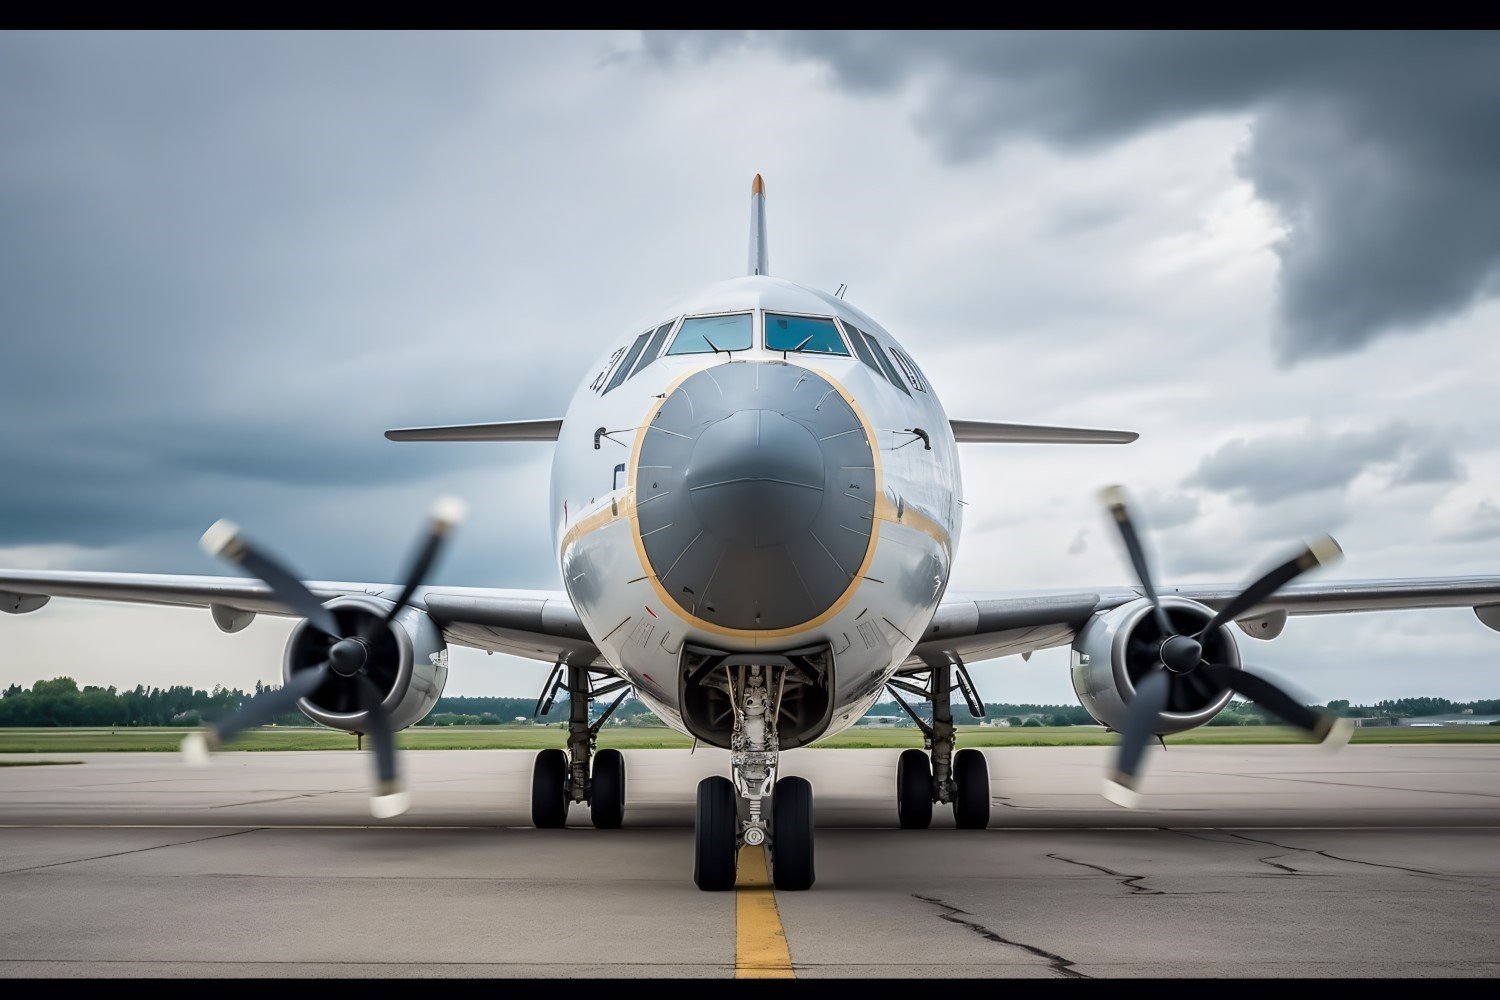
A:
0;724;1497;754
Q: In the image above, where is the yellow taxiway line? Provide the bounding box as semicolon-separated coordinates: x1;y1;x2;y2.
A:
735;845;795;978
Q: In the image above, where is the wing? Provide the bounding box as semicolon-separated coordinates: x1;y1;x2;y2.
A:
384;419;562;442
949;419;1137;444
0;569;600;666
908;577;1500;668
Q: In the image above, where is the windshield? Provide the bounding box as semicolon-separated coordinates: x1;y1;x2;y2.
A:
604;329;654;394
765;313;850;356
843;321;910;395
667;313;754;355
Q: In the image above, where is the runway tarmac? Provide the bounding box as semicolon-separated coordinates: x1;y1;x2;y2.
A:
3;745;1498;977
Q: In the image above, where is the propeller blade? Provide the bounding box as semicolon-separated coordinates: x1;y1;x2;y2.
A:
357;673;407;818
1102;666;1171;808
182;663;330;765
1198;662;1353;748
362;497;467;641
201;519;341;639
1099;485;1174;637
1194;535;1342;641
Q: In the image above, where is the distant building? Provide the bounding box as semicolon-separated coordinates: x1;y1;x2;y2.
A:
858;715;906;728
1397;716;1500;727
1354;716;1400;727
981;718;1013;727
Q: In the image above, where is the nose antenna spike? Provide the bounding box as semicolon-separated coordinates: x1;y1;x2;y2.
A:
748;174;768;276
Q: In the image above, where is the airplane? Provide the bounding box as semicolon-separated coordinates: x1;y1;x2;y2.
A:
4;174;1500;892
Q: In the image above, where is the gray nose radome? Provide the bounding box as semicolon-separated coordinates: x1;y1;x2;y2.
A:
633;361;876;631
686;409;825;549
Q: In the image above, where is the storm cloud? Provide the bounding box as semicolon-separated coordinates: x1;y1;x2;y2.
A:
1;32;1498;705
1185;424;1464;504
648;31;1500;364
0;34;618;578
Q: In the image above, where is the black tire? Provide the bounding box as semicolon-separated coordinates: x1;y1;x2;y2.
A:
952;748;991;830
772;776;815;891
897;748;933;829
590;748;625;830
694;775;738;891
531;748;569;829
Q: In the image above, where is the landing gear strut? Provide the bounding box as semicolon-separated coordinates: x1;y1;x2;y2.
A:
530;659;632;830
888;658;991;830
694;660;815;891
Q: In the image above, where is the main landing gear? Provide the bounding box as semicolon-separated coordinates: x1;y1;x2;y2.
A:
694;661;814;892
888;659;991;830
530;660;631;830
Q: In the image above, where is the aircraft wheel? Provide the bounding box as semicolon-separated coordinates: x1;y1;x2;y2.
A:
531;748;569;829
772;776;815;891
590;748;626;830
952;747;991;830
897;748;933;829
694;776;738;891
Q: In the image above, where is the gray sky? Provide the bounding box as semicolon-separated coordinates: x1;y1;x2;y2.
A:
3;30;1499;707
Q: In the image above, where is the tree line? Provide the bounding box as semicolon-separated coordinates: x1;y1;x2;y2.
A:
859;695;1500;727
1;677;1497;728
0;678;662;728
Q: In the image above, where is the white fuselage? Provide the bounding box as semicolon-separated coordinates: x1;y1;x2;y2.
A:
549;276;962;742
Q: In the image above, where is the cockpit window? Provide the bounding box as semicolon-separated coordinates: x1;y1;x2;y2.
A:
667;312;754;355
604;329;654;394
887;345;927;392
842;320;910;395
629;320;677;379
842;319;882;371
765;313;850;356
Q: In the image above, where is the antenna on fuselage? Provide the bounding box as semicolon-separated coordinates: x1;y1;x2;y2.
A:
748;174;768;276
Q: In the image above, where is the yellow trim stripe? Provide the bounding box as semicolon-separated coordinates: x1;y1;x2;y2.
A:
873;493;952;557
558;494;628;556
734;845;795;978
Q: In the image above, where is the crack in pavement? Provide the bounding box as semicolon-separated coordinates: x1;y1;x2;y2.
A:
912;894;1089;978
1226;832;1448;877
1254;854;1304;875
1171;829;1498;892
1045;853;1165;894
1170;827;1500;887
1167;833;1311;876
208;789;360;809
0;828;261;875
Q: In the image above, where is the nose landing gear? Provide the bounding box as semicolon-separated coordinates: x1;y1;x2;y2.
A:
693;662;815;891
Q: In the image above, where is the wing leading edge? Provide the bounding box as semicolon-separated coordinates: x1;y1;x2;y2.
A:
384;419;563;442
910;577;1500;668
0;570;599;666
949;420;1137;444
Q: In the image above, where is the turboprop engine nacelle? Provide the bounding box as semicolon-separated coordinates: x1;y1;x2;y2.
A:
1070;596;1239;735
283;595;449;733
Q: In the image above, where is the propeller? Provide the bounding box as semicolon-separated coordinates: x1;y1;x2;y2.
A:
182;497;467;819
1097;485;1354;809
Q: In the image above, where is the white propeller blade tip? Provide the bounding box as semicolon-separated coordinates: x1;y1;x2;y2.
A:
370;789;411;819
1307;533;1343;567
199;519;242;558
430;496;468;531
1098;484;1127;511
1319;715;1355;752
181;731;213;768
1100;775;1142;810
